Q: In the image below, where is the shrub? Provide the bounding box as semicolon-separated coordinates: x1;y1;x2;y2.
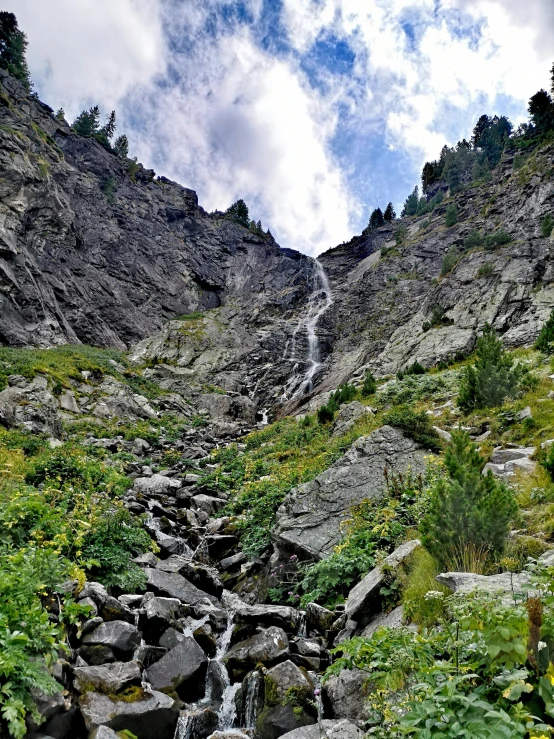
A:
383;405;441;451
464;229;484;249
541;213;553;238
441;245;459;276
535;308;554;353
397;360;426;380
445;203;458;227
361;370;376;397
420;430;517;569
395;225;407;245
401;548;449;627
477;262;493;278
317;383;357;424
484;230;512;249
317;405;334;424
458;324;523;412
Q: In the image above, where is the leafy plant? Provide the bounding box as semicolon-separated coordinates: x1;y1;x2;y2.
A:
420;429;517;569
484;230;512;249
464;229;484;249
383;405;441;452
397;361;426;380
477;262;494;278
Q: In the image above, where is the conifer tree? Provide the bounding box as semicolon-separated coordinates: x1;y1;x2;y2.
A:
72;106;100;137
369;207;385;230
420;430;517;568
0;12;31;90
383;202;396;222
226;199;250;228
401;186;419;217
113;134;129;159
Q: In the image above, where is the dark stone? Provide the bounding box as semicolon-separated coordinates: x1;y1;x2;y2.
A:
145;637;208;700
79;689;179;739
81;621;141;659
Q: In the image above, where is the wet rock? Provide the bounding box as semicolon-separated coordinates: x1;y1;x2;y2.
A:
73;661;142;694
224;626;289;681
345;540;420;626
79;688;179;739
99;596;135;624
81;621;141;659
145;637;208;700
257;661;316;739
139;596;181;644
274;426;427;560
279;719;364;738
305;602;334;634
193;623;217;658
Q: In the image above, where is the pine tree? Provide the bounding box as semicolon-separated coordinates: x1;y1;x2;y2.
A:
420;430;517;568
383;202;396;222
369;207;385;230
113;134;129;159
458;324;522;412
401;186;419;217
535;308;554;353
0;12;31;90
55;108;65;121
72;106;100;137
528;90;554;133
101;110;117;140
226;199;250;228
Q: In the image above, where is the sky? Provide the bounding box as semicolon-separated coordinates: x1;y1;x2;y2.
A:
9;0;554;256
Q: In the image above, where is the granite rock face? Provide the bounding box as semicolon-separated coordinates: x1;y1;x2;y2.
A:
274;426;428;559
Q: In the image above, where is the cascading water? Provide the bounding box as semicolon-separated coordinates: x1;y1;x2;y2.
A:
244;671;262;731
283;259;333;400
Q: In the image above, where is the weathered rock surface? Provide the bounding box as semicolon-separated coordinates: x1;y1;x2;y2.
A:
279;719;364;739
81;621;141;659
274;427;427;559
145;637;208;699
324;668;371;727
79;689;179;739
73;662;142;694
346;540;420;626
257;661;316;739
223;627;289;680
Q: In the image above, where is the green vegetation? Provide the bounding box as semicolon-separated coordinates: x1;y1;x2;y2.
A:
541;214;554;238
535;309;554;354
458;324;528;412
397;360;426;380
477;262;493;278
0;12;31;90
72;106;130;159
445;203;458;227
317;382;357;425
361;370;377;397
225;199;250;228
382;405;441;452
441;245;460;276
420;430;517;570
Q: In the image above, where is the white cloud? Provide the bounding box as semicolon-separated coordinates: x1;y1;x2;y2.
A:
133;27;356;255
10;0;166;117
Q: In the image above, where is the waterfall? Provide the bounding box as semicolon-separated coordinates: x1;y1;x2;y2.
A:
244;671;262;730
283;259;333;400
174;714;193;739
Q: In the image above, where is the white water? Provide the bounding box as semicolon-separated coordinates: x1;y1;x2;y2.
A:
283;259;333;400
244;671;262;730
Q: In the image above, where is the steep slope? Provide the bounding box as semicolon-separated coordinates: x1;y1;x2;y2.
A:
0;69;316;401
318;147;554;391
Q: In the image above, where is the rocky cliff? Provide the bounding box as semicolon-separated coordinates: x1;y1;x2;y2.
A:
1;67;554;411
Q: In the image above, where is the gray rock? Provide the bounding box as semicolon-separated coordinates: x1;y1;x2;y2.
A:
79;582;109;606
433;426;452;443
139;596;181;643
361;604;407;638
324;668;371;726
490;446;536;464
73;661;142;694
257;661;316;739
79;689;178;739
144;568;214;607
191;493;224;516
224;626;289;680
99;596;135;624
81;621;141;658
134;474;182;495
274;426;427;560
346;540;420;626
519;406;533;420
145;637;208;700
332;401;372;437
118;594;143;608
219;552;247;571
90;727;122;739
279;719;364;738
305;602;335;634
233;603;300;631
0;376;62;437
436;570;530;599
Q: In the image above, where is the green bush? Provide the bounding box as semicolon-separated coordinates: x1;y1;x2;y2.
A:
382;405;441;451
541;214;554;238
441;245;460;276
477;262;493;278
458;324;523;412
445;203;458;227
484;230;512;249
395;225;407;245
317;383;357;425
361;370;376;397
317;405;334;424
535;308;554;353
396;360;426;380
464;229;484;249
401;548;449;627
420;429;517;569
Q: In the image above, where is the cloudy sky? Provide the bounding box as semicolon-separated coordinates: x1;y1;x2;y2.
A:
9;0;554;255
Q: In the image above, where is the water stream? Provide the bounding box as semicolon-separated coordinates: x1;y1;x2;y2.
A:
283;259;333;400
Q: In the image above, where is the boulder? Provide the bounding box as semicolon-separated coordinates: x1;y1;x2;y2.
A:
144;568;214;607
139;596;181;644
361;604;407;638
81;621;141;659
145;637;208;700
0;375;62;437
224;627;289;681
279;719;364;738
73;661;142;694
305;602;334;634
233;603;300;632
345;540;420;626
274;426;427;559
324;668;371;727
99;596;135;624
436;571;530;599
197;393;257;424
332;401;372;438
257;660;316;739
134;474;182;495
91;727;122;739
79;688;179;739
